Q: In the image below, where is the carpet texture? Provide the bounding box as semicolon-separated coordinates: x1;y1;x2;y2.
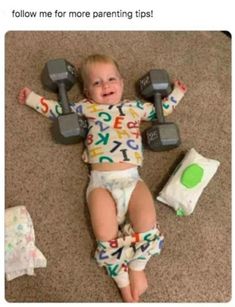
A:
5;31;231;302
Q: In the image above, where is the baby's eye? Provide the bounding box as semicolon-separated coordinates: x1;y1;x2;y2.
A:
93;80;101;86
109;77;117;82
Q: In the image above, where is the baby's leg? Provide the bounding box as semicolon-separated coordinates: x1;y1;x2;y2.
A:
128;181;157;301
87;188;118;241
87;188;135;302
128;181;157;233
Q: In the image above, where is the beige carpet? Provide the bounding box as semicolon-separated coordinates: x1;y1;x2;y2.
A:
5;31;231;302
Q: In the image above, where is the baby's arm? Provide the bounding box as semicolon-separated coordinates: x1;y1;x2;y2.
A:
162;80;187;116
18;87;62;120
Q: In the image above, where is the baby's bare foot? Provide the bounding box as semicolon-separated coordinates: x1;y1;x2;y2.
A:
129;269;148;302
119;284;135;302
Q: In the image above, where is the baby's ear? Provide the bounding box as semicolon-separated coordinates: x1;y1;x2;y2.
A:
76;55;85;70
83;88;89;97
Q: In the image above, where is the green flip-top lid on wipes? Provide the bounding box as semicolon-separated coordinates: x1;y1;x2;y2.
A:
176;208;185;216
180;163;204;188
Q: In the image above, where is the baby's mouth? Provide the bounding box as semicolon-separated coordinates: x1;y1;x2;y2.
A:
102;91;114;97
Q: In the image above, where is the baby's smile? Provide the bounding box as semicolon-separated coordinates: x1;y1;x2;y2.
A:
102;91;115;97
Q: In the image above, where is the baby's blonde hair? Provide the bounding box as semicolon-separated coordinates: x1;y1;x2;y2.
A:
80;54;121;87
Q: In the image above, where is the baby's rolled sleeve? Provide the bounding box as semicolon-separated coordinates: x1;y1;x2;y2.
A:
26;92;62;119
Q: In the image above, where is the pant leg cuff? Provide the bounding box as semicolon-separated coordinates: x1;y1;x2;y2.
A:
129;259;147;271
113;270;130;288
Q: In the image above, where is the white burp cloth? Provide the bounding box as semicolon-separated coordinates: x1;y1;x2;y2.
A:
5;206;47;281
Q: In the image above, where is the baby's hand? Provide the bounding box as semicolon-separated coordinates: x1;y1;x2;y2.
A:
174;80;187;93
18;87;32;105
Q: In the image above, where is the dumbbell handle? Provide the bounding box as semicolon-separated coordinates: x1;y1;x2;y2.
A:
154;92;165;123
58;82;72;114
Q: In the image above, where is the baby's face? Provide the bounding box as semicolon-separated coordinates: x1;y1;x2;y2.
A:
84;62;124;105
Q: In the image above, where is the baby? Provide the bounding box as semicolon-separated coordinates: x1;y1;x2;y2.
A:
19;54;187;302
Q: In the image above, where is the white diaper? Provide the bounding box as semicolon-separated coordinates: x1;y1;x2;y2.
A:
86;167;141;225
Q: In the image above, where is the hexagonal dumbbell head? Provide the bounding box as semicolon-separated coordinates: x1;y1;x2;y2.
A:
52;113;88;144
41;58;77;92
145;123;181;151
139;69;172;99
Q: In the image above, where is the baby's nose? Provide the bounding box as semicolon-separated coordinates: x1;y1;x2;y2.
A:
102;80;110;88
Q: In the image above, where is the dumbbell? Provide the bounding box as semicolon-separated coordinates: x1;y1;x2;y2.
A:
139;69;181;151
41;59;87;144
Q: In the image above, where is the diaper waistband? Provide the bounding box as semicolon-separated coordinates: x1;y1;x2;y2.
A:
90;167;139;180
